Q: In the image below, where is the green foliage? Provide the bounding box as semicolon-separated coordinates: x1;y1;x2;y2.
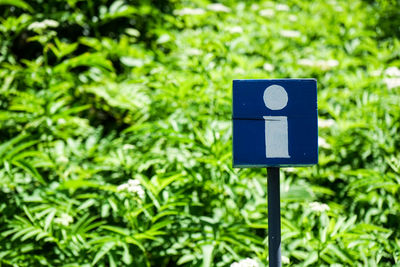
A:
368;0;400;38
1;0;400;266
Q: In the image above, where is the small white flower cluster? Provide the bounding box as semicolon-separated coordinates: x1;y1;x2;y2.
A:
384;66;400;89
186;48;203;56
309;202;330;212
54;213;73;226
251;4;259;11
57;118;66;125
230;258;259;267
263;63;275;72
259;9;275;18
28;19;59;31
385;66;400;77
318;118;335;128
384;78;400;90
117;179;145;199
282;255;290;264
228;26;243;34
58;155;69;163
207;3;231;13
280;30;301;38
371;69;382;76
318;137;330;149
276;4;290;11
298;59;339;70
284;167;296;173
259;3;289;17
174;8;205;16
289;15;298;22
122;144;135;150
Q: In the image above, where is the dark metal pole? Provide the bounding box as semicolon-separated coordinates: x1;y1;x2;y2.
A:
267;167;281;267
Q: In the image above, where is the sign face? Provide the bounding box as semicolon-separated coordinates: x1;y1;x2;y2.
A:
233;79;318;167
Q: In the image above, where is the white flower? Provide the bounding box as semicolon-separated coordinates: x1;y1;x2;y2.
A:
371;69;382;76
28;19;59;31
384;78;400;89
174;8;205;16
117;179;145;199
207;3;231;13
385;66;400;77
335;6;344;12
319;59;339;70
263;63;275;72
54;213;73;226
298;58;314;67
289;15;298;22
309;202;330;212
322;60;338;69
280;30;301;38
276;4;290;11
157;34;171;44
251;4;259;11
58;155;69;163
282;255;290;264
298;59;339;70
186;48;203;55
318;118;335;128
126;28;140;37
231;258;259;267
228;26;243;34
259;9;275;18
318;137;330;149
284;167;295;173
123;144;135;150
117;183;128;191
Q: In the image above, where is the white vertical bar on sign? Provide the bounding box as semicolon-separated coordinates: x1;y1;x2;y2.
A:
263;116;290;158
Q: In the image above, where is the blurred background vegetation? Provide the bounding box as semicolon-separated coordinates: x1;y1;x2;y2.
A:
1;0;400;266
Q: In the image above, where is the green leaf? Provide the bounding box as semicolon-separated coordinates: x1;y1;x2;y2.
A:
202;244;214;267
125;236;145;252
120;56;144;67
12;160;45;185
92;242;116;266
44;210;56;231
101;225;130;236
54;53;114;72
177;254;196;265
0;0;33;12
0;133;28;159
101;1;137;22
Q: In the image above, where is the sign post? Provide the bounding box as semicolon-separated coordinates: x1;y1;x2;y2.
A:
232;79;318;267
267;167;281;267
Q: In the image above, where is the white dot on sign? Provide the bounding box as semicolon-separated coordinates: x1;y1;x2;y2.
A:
263;85;288;110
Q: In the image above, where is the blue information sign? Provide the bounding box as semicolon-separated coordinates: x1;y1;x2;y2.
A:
233;79;318;167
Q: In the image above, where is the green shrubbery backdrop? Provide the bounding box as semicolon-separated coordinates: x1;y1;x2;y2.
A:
1;0;400;266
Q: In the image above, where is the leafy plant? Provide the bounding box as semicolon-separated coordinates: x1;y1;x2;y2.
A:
1;0;400;266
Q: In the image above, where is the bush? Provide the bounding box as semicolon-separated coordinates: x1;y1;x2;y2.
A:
1;0;400;266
